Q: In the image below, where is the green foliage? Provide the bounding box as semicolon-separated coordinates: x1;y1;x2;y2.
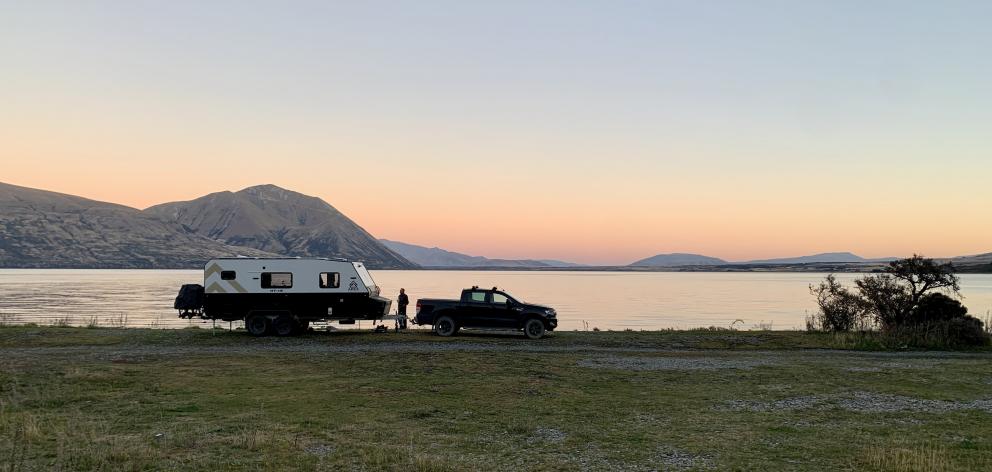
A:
809;274;871;332
810;255;990;346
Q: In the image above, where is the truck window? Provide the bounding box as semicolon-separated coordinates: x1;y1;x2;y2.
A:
220;270;236;280
492;292;508;304
319;272;340;288
469;291;486;302
261;272;292;288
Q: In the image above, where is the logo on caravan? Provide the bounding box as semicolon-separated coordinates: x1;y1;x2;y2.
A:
348;280;360;291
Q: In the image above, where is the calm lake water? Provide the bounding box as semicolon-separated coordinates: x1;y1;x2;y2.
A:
1;269;990;331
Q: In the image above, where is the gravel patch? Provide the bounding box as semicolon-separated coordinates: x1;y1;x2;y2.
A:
303;443;335;457
838;392;992;413
530;427;566;443
654;447;714;471
722;391;992;414
578;356;773;371
843;361;941;373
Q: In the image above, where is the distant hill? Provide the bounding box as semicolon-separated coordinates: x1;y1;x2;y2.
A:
629;253;728;267
0;181;275;268
949;252;992;265
145;185;415;269
742;252;896;265
380;240;581;268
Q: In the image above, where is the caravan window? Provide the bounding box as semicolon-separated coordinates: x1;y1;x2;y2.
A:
319;272;340;288
220;271;236;280
261;272;293;288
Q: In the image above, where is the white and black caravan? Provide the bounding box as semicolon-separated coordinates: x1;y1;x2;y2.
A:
174;258;392;336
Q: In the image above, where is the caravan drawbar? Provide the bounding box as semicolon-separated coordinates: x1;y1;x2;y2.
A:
174;258;392;336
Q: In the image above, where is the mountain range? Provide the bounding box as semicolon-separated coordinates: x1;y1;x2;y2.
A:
629;252;897;268
630;253;728;267
145;185;412;269
0;182;413;269
1;181;988;272
380;239;582;268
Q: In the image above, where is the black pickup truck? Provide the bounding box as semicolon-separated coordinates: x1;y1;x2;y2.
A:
414;287;558;339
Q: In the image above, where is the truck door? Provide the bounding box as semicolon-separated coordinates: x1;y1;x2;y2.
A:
462;290;489;325
488;291;517;328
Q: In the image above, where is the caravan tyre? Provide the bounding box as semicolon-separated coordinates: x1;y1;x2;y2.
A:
246;315;269;337
273;315;295;337
524;318;546;340
435;316;457;337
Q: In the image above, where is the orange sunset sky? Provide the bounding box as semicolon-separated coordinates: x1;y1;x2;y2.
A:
2;2;990;265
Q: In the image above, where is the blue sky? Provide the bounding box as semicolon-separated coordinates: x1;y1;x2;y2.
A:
2;1;990;263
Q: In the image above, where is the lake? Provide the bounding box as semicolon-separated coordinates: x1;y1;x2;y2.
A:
1;269;990;331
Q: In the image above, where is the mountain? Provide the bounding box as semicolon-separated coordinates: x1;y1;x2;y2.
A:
949;252;992;265
947;252;992;272
742;252;896;265
629;253;728;267
380;239;581;268
0;181;276;268
145;185;415;269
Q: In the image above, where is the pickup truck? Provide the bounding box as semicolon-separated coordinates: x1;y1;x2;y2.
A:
414;287;558;339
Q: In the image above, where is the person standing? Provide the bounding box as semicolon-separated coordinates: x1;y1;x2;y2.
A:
396;288;409;330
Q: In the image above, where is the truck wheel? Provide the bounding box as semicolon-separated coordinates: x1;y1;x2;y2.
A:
273;315;295;337
435;316;458;337
246;314;269;337
524;318;546;339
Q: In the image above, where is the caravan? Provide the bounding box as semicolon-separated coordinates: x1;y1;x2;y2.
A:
175;258;392;336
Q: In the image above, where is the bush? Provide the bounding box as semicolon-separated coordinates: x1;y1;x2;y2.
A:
808;256;988;347
809;275;870;332
909;292;968;325
883;316;990;349
941;316;991;347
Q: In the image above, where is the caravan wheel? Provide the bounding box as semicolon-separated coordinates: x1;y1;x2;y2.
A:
273;315;295;337
246;314;269;337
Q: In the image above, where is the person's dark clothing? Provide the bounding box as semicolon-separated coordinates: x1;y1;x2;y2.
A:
397;293;410;329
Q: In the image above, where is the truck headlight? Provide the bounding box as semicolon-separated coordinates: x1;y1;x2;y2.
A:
545;309;556;317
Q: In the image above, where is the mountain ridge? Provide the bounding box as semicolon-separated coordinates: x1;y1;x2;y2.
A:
380;239;581;268
0;181;277;268
629;253;728;267
145;185;415;269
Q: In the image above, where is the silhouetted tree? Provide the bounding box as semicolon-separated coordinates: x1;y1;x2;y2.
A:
808;256;990;344
809;275;869;331
856;255;960;329
909;292;968;325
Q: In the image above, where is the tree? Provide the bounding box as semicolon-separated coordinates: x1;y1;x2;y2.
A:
809;274;869;331
809;256;988;346
855;255;960;330
885;255;959;311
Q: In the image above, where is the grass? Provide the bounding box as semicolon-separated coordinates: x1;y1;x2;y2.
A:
1;326;991;470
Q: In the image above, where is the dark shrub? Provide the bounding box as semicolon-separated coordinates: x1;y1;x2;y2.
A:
855;274;911;329
809;275;869;332
909;292;968;325
808;256;986;348
941;316;990;347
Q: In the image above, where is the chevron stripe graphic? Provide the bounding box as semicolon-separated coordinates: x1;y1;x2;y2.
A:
204;263;222;279
205;282;226;294
227;280;248;293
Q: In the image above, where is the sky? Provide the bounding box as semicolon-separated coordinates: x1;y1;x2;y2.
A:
1;1;990;265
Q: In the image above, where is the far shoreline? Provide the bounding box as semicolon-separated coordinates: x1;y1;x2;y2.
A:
2;263;990;273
